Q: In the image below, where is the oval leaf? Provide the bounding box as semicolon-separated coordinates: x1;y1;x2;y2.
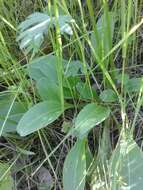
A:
110;137;143;190
76;82;97;100
100;89;118;103
74;103;110;138
0;100;27;136
37;77;61;101
63;139;86;190
28;55;59;83
64;60;83;77
125;78;143;93
17;100;63;136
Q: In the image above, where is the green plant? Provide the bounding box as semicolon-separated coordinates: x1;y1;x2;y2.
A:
1;1;143;190
16;12;74;54
15;7;112;189
0;162;14;190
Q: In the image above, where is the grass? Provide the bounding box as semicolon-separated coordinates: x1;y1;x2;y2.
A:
0;0;143;189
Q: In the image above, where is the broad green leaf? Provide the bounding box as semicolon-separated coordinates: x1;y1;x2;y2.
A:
64;60;83;77
28;55;72;83
73;103;110;138
28;55;82;97
63;139;86;190
125;78;143;93
0;92;12;101
115;74;143;93
76;82;97;100
100;89;118;103
110;137;143;190
28;55;59;83
0;162;14;190
0;100;27;135
17;100;64;136
37;77;61;101
37;77;76;100
17;12;74;54
115;73;130;85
